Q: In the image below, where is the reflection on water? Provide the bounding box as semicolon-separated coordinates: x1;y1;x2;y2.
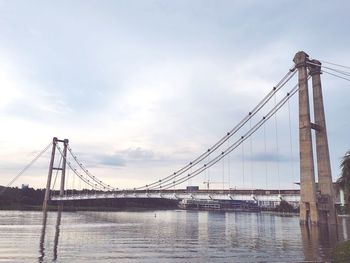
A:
53;208;62;261
300;219;350;262
0;210;349;262
301;224;336;261
39;208;62;262
38;210;47;262
342;217;348;240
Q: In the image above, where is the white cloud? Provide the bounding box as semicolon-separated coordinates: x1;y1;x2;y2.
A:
0;1;350;190
0;51;22;109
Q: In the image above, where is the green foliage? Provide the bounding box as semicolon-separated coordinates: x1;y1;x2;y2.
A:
332;240;350;263
0;186;45;209
275;200;296;212
0;186;178;211
338;151;350;204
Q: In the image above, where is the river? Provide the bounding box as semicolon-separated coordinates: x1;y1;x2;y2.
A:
0;210;349;262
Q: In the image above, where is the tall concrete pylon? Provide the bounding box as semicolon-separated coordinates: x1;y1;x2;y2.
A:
309;60;337;225
294;51;336;225
294;51;319;225
42;137;58;211
42;137;69;211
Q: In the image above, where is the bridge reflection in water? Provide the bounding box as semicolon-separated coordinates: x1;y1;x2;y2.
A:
39;209;62;263
37;210;350;262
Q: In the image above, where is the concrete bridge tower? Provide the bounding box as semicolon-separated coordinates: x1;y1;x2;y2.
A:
42;137;69;211
294;51;336;225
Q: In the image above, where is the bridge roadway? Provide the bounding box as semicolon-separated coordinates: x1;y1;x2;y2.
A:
51;189;300;207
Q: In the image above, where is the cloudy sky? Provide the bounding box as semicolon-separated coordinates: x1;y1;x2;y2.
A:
0;0;349;191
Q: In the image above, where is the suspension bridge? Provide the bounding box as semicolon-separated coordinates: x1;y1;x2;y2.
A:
2;51;350;225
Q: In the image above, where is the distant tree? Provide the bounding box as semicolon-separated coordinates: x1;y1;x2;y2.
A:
275;200;295;213
338;151;350;205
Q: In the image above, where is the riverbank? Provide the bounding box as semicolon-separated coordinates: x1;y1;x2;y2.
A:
261;211;299;216
333;240;350;262
1;185;298;213
0;205;300;214
0;186;179;211
0;199;179;212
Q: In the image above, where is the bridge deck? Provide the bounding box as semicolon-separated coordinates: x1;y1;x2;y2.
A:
51;189;300;205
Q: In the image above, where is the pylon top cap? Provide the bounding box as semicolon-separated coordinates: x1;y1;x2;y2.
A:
293;51;309;67
308;59;322;75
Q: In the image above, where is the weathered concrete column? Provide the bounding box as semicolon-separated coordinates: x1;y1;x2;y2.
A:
42;137;57;211
293;51;319;225
309;60;337;224
59;139;69;197
58;139;68;211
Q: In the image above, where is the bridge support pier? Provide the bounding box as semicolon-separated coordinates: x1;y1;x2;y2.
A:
43;137;58;211
59;139;68;210
309;60;337;225
294;51;319;225
294;51;337;225
42;137;69;211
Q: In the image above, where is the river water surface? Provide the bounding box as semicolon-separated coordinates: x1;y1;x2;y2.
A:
0;210;349;262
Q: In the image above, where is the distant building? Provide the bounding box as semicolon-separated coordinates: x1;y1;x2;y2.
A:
186;186;199;192
295;181;345;206
21;184;29;189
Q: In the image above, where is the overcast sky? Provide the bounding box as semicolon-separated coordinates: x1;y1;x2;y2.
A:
1;0;350;190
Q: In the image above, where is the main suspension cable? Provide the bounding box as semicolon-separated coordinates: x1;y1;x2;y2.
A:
319;60;350;70
55;145;104;191
158;79;304;190
68;147;114;190
135;67;297;190
322;69;350;82
307;60;350;77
